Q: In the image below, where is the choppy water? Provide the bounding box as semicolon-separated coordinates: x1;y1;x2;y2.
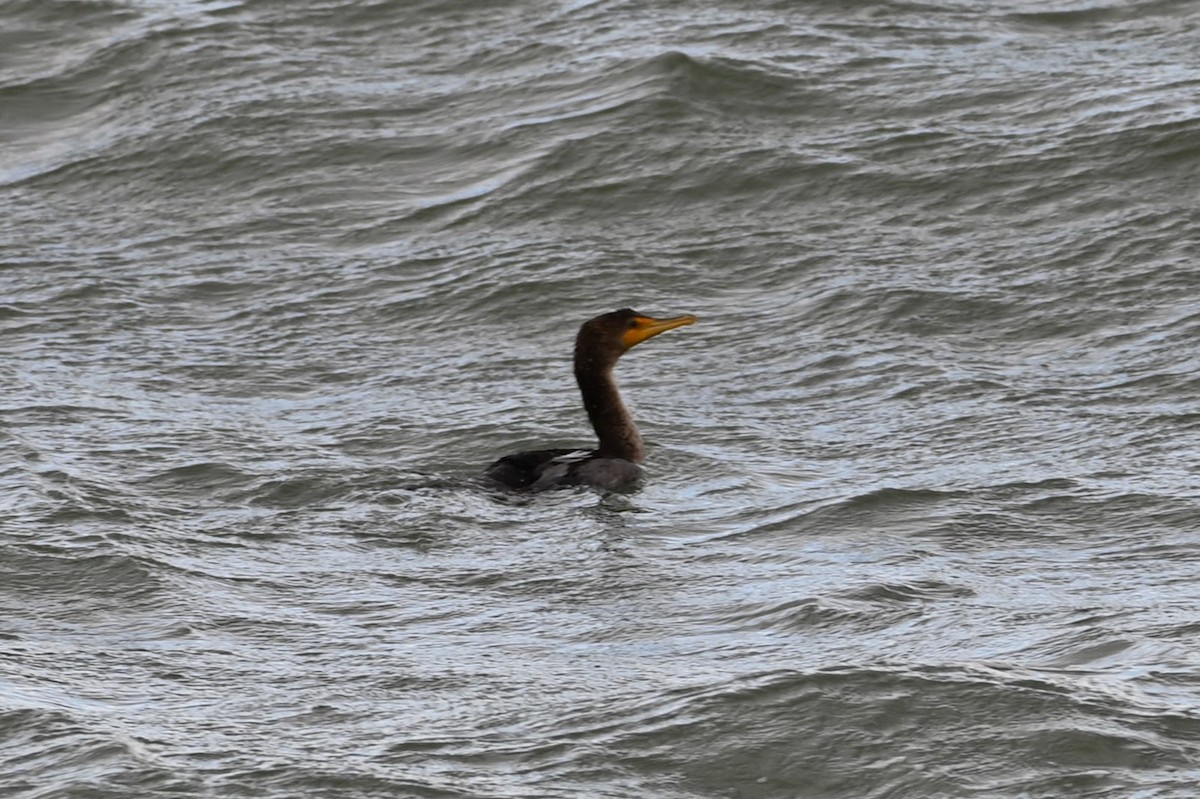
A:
4;1;1200;797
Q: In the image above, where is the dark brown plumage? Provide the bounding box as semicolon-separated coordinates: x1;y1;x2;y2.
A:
484;308;696;492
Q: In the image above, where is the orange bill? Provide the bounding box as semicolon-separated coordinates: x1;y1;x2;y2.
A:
622;313;697;349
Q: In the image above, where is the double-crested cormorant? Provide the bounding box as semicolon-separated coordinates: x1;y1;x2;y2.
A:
484;308;696;492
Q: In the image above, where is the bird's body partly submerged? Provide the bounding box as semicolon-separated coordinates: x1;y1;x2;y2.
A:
484;308;696;492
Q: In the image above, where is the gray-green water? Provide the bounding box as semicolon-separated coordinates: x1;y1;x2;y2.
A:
4;1;1200;797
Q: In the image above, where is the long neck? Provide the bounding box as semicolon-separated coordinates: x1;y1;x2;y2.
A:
574;361;644;463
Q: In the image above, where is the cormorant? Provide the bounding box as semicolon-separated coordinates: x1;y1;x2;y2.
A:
484;308;696;492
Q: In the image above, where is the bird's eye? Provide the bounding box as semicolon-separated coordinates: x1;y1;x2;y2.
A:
628;319;640;329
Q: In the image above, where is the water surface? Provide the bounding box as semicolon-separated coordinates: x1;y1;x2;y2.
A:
3;1;1200;797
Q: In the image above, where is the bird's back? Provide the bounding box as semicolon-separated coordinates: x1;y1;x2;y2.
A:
484;448;643;492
